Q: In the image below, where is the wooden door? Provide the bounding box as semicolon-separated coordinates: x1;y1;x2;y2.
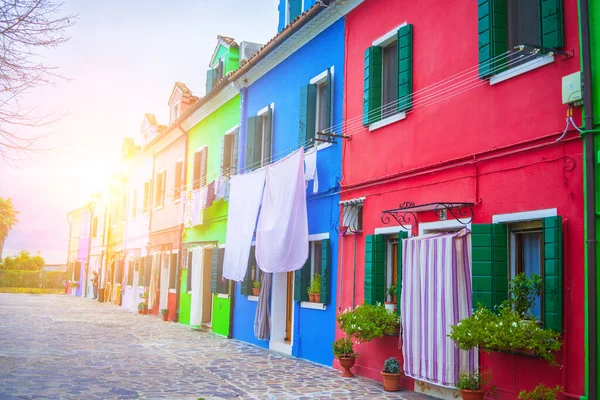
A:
285;271;293;342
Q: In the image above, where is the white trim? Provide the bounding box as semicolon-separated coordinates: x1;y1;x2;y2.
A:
181;83;240;131
248;295;259;302
315;142;332;151
194;145;207;154
490;55;555;86
492;208;557;224
372;22;408;47
218;244;226;249
419;220;471;235
368;112;406;132
308;232;330;241
257;103;274;116
300;302;326;310
168;289;177;294
374;225;412;235
225;125;240;136
310;68;330;85
270;340;292;356
217;293;229;299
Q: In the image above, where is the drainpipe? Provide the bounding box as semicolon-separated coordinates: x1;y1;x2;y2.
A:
581;0;598;397
174;121;187;322
85;203;94;297
352;234;357;309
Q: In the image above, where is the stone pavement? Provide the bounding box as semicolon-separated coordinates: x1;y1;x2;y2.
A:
0;294;435;400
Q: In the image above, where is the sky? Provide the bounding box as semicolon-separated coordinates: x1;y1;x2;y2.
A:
2;0;279;263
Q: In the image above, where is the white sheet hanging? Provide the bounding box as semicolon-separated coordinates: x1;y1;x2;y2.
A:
222;168;267;282
189;247;203;328
256;149;308;273
304;148;318;194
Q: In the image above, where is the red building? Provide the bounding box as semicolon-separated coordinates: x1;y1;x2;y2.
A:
337;0;584;398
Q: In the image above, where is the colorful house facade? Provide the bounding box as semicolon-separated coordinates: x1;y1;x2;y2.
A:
228;0;361;365
337;0;584;398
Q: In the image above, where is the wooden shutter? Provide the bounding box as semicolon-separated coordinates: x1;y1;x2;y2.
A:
199;148;207;188
193;152;201;190
299;84;317;147
186;251;193;292
145;255;153;287
246;116;263;171
218;248;226;294
264;107;273;164
364;234;386;305
542;216;563;332
288;0;302;22
539;0;564;49
363;46;383;126
396;231;409;313
231;130;239;175
471;224;508;310
241;246;256;296
210;247;222;294
139;257;146;286
397;24;413;112
294;251;311;302
320;239;331;304
206;68;218;93
221;135;232;173
478;0;508;78
169;253;178;289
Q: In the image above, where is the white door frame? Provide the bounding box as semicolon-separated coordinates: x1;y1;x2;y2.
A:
269;271;293;355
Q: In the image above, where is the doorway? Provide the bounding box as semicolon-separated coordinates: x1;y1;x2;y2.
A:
159;253;169;311
285;271;293;342
270;271;294;355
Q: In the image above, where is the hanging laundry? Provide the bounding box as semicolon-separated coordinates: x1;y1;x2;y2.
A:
214;175;230;201
254;272;272;340
256;149;308;273
222;168;267;282
191;190;203;226
183;191;194;228
304;147;319;194
203;181;216;208
189;247;203;328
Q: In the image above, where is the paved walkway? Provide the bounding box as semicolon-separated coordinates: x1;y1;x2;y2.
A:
0;294;434;400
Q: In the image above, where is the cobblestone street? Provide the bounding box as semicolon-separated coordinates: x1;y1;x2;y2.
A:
0;294;434;400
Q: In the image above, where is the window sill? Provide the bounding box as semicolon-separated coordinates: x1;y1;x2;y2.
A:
368;112;407;132
168;289;177;293
247;295;259;302
300;301;326;310
489;54;555;85
154;205;164;211
216;293;229;299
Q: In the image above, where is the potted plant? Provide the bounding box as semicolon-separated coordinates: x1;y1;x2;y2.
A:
160;308;169;321
509;272;542;319
337;304;400;342
252;281;261;296
312;274;322;303
138;302;147;315
518;384;562;400
385;284;397;312
70;282;78;289
381;357;402;391
456;370;487;400
140;289;149;300
332;337;356;377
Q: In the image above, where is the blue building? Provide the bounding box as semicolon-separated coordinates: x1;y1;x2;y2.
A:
228;0;362;365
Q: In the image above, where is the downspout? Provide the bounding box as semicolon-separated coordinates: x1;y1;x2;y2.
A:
85;203;94;298
175;121;187;322
581;1;598;398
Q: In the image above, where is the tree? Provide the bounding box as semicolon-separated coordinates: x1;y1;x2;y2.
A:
0;0;75;164
0;197;19;259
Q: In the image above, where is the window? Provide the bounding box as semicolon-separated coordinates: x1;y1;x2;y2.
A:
310;241;322;277
294;238;331;304
168;253;177;290
245;106;272;171
477;0;563;78
300;69;332;147
127;261;134;286
131;189;137;218
286;0;302;25
186;250;193;292
193;148;207;190
386;236;399;302
340;200;364;233
143;181;152;212
241;246;260;296
92;216;98;238
221;128;239;176
210;247;228;295
174;161;183;200
155;170;166;208
171;103;179;124
363;24;413;126
509;221;543;319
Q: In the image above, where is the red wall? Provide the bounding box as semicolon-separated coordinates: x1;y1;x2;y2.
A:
339;0;584;397
167;291;177;321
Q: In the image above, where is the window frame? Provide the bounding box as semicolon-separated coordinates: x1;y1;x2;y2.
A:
223;125;239;175
193;146;208;190
154;169;166;209
174;158;184;203
257;104;274;167
309;67;335;150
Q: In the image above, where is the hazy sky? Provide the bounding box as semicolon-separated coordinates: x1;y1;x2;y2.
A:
2;0;278;263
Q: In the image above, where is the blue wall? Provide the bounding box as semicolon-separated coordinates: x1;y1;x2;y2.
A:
232;17;344;366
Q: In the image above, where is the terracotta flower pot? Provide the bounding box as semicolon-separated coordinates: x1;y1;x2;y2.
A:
138;309;143;314
459;389;485;400
338;356;356;377
516;347;536;357
252;288;260;296
309;293;316;302
161;313;169;321
381;372;402;392
314;293;321;303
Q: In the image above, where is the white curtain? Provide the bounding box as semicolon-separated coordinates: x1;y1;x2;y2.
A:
401;229;477;388
189;247;203;328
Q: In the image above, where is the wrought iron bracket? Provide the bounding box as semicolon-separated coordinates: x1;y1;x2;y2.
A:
381;201;474;235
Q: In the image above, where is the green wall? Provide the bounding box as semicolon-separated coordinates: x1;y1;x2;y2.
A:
180;94;240;335
179;268;191;326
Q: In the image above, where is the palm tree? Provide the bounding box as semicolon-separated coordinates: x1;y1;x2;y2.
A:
0;198;19;260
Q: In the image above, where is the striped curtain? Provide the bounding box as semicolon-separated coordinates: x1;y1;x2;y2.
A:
254;272;272;340
401;229;477;387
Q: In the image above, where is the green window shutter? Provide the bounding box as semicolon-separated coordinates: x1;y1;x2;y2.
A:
478;0;508;78
326;68;332;130
264;107;273;163
217;248;226;294
245;116;263;171
397;24;413;112
364;234;386;305
320;239;331;304
396;231;409;313
294;250;311;302
210;247;219;294
240;246;256;296
543;216;563;332
363;46;382;126
145;255;153;286
289;0;302;21
471;224;508;310
186;251;193;292
539;0;564;49
232;131;239;174
299;84;317;147
206;68;218;93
